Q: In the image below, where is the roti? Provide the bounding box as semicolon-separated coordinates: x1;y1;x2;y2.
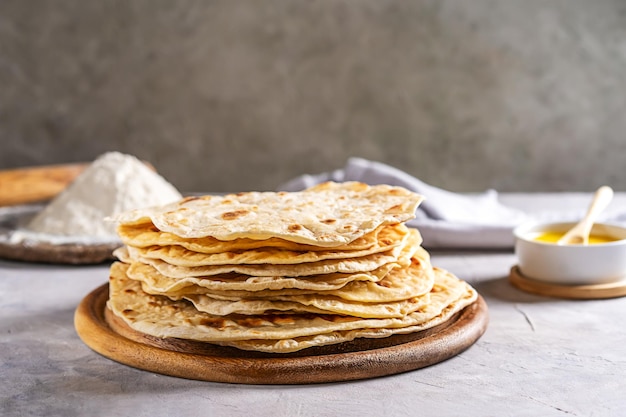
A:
116;228;422;278
217;288;477;353
134;248;434;304
124;223;411;267
126;260;396;293
112;182;424;246
107;262;476;351
181;291;432;318
117;222;387;253
103;181;480;354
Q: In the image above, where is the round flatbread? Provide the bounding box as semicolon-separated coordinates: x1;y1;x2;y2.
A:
217;288;478;353
117;223;386;253
106;262;476;351
126;261;395;294
116;228;422;278
134;248;434;305
125;223;411;267
112;182;423;246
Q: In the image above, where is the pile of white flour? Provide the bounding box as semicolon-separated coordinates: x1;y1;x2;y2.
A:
16;152;182;243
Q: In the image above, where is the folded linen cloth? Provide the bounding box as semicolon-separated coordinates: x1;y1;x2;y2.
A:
278;158;531;249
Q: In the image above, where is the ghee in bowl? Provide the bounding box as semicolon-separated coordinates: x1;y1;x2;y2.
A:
532;231;620;245
513;222;626;285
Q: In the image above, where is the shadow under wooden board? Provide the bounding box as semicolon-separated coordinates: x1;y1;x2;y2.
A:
74;283;489;385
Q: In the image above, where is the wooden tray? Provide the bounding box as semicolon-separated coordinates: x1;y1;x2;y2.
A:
509;265;626;299
0;163;89;207
0;161;154;207
0;204;118;264
75;284;488;385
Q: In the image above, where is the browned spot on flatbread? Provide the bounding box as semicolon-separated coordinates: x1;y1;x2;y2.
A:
321;219;337;224
388;188;406;195
180;196;201;203
384;204;405;214
221;210;249;220
326;315;358;323
199;318;227;329
431;285;444;293
237;317;266;327
272;316;296;325
286;313;357;323
288;224;302;232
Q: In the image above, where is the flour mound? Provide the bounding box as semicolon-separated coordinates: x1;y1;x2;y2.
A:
26;152;182;239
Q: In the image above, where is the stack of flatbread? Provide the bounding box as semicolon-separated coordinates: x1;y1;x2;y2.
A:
106;181;477;353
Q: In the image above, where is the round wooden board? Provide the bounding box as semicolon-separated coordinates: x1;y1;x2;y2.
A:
74;284;489;385
509;265;626;299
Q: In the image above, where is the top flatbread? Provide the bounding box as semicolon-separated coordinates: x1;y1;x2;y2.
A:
112;182;423;247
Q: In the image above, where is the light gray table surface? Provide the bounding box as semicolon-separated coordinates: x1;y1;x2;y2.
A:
2;193;626;417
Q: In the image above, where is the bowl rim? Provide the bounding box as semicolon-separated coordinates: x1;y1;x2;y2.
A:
513;221;626;247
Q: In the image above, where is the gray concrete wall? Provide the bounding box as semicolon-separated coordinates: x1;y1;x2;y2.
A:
1;0;626;193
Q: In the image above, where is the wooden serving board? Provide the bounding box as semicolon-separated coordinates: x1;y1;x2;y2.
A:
0;160;155;207
0;163;89;206
74;284;489;385
509;265;626;300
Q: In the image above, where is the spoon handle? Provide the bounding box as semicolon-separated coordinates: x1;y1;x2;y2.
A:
557;186;614;245
583;186;614;228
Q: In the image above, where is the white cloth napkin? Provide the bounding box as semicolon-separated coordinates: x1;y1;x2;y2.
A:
278;158;531;249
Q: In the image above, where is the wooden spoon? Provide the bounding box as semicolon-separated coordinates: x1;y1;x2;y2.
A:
557;186;614;245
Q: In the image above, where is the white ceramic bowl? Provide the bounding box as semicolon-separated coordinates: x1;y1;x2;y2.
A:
513;221;626;285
